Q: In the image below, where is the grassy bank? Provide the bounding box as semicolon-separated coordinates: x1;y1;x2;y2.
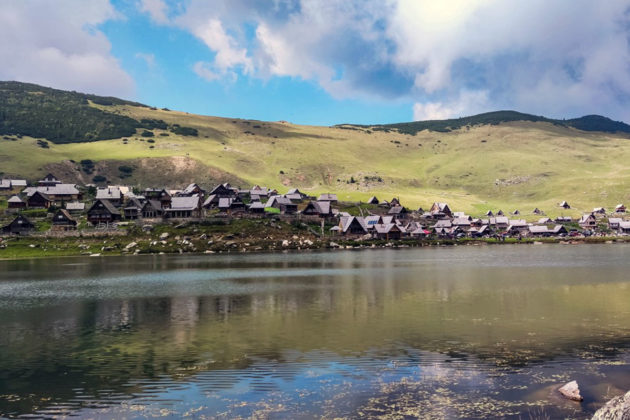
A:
2;218;630;260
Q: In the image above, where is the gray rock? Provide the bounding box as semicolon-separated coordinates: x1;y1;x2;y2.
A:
593;390;630;420
159;232;169;240
559;380;583;402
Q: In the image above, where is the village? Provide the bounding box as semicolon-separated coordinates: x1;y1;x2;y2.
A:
1;173;630;254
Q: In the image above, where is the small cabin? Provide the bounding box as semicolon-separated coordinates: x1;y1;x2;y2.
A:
51;209;77;230
2;215;35;235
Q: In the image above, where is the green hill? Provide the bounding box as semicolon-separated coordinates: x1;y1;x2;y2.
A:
337;110;630;135
1;81;630;216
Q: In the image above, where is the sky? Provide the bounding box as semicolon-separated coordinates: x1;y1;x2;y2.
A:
1;1;630;126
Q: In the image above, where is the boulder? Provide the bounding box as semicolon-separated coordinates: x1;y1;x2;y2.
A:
159;232;169;240
282;240;290;247
592;390;630;420
125;242;137;250
559;380;583;402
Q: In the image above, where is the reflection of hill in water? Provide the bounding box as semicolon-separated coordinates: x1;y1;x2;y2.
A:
1;246;630;415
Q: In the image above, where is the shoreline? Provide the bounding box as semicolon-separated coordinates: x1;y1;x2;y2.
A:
1;233;629;261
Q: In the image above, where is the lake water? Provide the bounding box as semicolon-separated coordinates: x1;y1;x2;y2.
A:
1;245;630;419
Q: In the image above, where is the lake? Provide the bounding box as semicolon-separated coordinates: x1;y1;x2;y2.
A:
1;245;630;418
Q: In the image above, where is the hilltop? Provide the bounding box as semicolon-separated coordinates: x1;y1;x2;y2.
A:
2;81;630;215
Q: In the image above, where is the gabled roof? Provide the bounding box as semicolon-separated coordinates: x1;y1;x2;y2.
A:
53;209;76;224
183;183;204;195
318;193;337;201
203;194;218;207
248;201;265;209
340;216;368;233
66;201;85;211
24;184;79;197
387;206;406;215
7;195;23;203
509;219;528;227
374;223;405;234
96;187;122;200
434;219;452;228
88;199;120;215
364;215;382;227
538;217;552;224
303;200;331;215
169;195;200;211
609;217;623;224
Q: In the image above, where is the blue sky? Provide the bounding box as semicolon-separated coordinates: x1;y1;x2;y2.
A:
2;1;630;125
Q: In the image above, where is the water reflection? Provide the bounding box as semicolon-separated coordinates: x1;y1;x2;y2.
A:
1;246;630;418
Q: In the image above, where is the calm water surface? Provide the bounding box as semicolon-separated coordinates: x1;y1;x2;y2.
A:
1;245;630;418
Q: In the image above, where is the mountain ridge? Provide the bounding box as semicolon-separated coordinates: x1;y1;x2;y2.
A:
1;81;629;144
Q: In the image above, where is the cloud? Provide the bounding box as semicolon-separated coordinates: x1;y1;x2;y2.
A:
138;0;170;24
135;52;156;68
192;61;220;81
413;91;490;121
146;0;630;120
0;0;134;98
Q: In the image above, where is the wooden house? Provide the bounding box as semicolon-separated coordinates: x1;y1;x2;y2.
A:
164;196;201;218
615;204;626;213
96;187;123;206
430;202;452;217
141;200;163;218
339;216;368;236
578;213;597;228
560;201;571;209
27;191;51;208
181;183;205;197
302;200;332;217
51;209;77;230
2;215;35;235
87;199;121;225
374;223;404;240
65;201;85;214
266;196;297;214
209;183;237;198
387;206;409;219
144;189;172;208
367;196;379;205
38;173;61;186
7;195;26;209
248;201;265;214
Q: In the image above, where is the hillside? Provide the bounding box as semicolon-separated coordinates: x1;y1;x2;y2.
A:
2;81;630;216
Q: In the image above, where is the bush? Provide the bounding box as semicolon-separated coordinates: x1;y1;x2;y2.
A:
141;130;154;137
170;125;198;136
147;139;155;143
118;165;134;174
36;139;49;148
92;175;106;183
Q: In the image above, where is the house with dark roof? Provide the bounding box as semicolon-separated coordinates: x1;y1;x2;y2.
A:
181;183;205;197
51;209;77;230
144;189;172;208
387;205;409;219
615;204;626;213
38;173;61;186
560;201;571;209
367;196;379;205
286;188;307;202
339;216;368;236
123;197;144;219
87;199;121;225
265;195;297;214
302;200;332;217
141;200;163;218
2;215;35;235
27;191;51;208
210;183;237;198
430;202;452;217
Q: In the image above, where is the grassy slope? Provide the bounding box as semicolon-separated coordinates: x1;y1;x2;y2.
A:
2;103;630;217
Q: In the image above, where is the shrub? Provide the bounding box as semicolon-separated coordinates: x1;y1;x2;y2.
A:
141;130;154;137
92;175;106;183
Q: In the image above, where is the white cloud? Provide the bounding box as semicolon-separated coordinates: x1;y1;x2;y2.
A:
0;0;134;98
192;61;220;81
138;0;170;24
135;52;156;68
152;0;630;120
413;90;490;120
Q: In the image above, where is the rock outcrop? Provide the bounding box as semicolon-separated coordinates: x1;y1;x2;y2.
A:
593;390;630;420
